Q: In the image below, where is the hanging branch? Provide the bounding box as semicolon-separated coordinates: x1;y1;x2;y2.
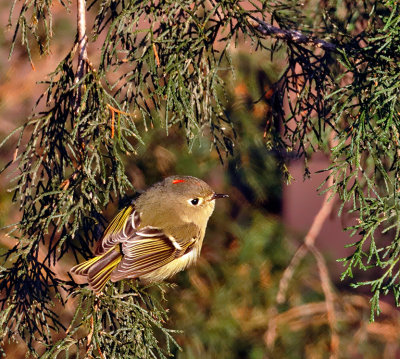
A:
74;0;89;113
247;16;338;52
76;0;88;76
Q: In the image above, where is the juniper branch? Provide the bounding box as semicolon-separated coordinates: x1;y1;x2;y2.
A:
77;0;88;74
247;16;338;52
74;0;89;114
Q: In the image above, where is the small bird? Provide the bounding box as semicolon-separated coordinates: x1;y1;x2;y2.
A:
70;175;228;292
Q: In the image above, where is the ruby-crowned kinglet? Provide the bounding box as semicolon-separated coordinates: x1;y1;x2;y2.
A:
70;175;228;292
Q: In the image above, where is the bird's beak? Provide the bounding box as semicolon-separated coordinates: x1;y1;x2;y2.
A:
211;193;229;200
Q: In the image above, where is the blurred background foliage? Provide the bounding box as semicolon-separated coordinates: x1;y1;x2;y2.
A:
2;0;400;358
151;53;400;359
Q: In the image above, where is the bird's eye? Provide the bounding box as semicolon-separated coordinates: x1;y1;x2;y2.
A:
190;198;199;205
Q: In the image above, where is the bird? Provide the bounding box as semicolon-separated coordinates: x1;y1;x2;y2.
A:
70;175;228;292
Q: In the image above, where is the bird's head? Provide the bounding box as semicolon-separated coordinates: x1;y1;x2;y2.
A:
137;175;228;228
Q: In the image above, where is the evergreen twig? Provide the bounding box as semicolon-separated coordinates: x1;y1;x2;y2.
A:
247;16;338;52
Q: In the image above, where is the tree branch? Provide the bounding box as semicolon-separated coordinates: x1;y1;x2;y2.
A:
276;174;335;305
76;0;88;79
247;16;338;52
74;0;88;114
309;244;339;358
265;133;339;353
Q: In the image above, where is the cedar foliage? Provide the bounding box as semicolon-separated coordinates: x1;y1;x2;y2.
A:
1;0;400;357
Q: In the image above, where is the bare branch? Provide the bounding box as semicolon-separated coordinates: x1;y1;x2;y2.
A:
76;0;88;79
276;173;335;305
262;295;400;341
276;244;308;304
266;132;338;350
247;17;338;52
309;244;339;359
74;0;88;114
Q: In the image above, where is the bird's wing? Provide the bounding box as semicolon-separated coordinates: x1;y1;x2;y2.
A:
110;223;200;281
95;205;140;255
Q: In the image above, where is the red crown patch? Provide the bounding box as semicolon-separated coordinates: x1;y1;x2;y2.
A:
172;179;186;184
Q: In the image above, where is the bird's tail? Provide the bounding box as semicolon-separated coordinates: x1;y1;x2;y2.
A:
71;249;122;293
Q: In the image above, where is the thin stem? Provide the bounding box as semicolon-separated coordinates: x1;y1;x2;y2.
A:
74;0;88;114
247;16;338;52
276;173;335;305
309;244;339;359
266;132;338;351
77;0;88;79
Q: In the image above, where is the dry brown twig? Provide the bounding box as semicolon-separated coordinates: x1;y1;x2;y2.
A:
76;0;88;81
106;104;136;139
247;16;338;52
263;295;400;337
73;0;89;115
309;243;339;356
265;132;339;357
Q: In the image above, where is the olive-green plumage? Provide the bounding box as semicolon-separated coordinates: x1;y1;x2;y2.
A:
70;176;228;292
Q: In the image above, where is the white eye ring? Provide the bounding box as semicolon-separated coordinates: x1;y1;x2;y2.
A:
188;198;202;206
